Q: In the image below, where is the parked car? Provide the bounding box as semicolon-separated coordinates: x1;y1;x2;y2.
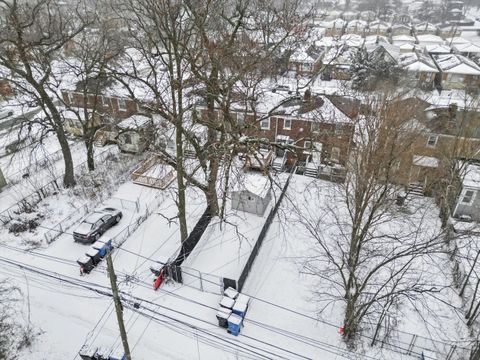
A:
73;207;122;244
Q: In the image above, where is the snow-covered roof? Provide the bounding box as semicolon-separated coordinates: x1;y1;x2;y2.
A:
272;94;352;124
324;18;346;29
453;42;480;54
413;155;439;168
369;20;390;29
433;54;480;75
392;35;416;43
117;114;151;129
426;44;452;54
399;52;439;73
346;19;367;29
391;23;411;30
340;34;365;47
290;49;317;63
445;37;471;45
415;22;438;32
232;171;271;198
464;163;480;189
416;34;444;45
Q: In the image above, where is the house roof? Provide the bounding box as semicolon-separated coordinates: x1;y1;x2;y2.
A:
432;54;480;75
290;48;317;63
415;22;438;32
369;20;390;29
453;42;480;54
445;37;471;45
346;19;367;29
413;155;439;168
416;34;444;44
272;94;352;124
117;114;151;129
392;35;416;43
232;171;271;198
425;44;452;54
464;163;480;189
399;52;439;73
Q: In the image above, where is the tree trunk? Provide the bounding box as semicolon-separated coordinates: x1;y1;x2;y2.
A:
34;83;75;187
86;139;95;171
176;121;188;242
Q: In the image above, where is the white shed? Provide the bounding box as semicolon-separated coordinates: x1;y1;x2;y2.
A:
231;172;272;216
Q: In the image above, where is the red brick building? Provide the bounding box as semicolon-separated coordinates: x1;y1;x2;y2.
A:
60;90;139;120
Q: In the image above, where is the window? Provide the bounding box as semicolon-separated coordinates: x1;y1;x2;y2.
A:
311;122;320;132
118;98;127;112
123;133;132;144
66;92;76;105
427;135;438;148
461;189;476;205
304;140;312;149
335;124;343;136
331;147;340;162
237;113;245;127
260;118;270;130
284;118;292;130
98;96;105;107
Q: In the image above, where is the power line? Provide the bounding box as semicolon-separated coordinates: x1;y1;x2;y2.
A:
0;255;382;360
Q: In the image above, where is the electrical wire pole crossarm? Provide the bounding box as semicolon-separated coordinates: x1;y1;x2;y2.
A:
106;253;132;360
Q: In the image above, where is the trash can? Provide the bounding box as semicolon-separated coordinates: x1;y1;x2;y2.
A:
92;238;113;258
216;307;232;328
236;293;250;306
219;296;235;310
108;349;126;360
94;347;111;360
86;247;101;266
396;191;406;206
227;313;243;336
77;255;94;274
78;345;97;360
232;301;248;318
224;287;238;300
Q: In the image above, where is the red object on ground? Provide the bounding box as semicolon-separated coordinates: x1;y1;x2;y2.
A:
339;326;345;335
153;268;165;290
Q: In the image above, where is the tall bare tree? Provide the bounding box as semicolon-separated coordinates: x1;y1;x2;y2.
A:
0;0;90;187
296;91;447;345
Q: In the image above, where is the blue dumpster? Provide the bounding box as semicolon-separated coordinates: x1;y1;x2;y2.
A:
227;314;243;336
93;238;113;258
232;301;248;318
108;349;126;360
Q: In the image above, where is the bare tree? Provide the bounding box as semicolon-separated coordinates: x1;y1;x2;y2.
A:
295;91;448;346
0;0;90;187
60;13;124;171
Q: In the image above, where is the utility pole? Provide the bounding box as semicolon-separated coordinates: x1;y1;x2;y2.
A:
106;253;132;360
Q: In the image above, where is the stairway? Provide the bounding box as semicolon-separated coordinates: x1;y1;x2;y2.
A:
303;164;319;178
408;182;424;197
93;132;107;147
271;156;286;172
184;149;196;159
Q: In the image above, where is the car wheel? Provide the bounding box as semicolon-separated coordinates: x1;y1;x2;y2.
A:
115;215;121;224
94;233;100;243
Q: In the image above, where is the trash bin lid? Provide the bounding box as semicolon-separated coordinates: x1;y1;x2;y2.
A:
220;296;235;309
77;255;92;265
224;287;239;299
92;240;105;250
233;301;247;312
217;308;231;319
79;345;97;357
236;293;250;305
86;247;100;257
228;313;243;326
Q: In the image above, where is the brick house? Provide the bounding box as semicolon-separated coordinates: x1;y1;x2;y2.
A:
392;99;480;194
247;93;355;167
61;90;139;121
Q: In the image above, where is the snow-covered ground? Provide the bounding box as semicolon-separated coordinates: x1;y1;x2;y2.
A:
1;171;472;360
